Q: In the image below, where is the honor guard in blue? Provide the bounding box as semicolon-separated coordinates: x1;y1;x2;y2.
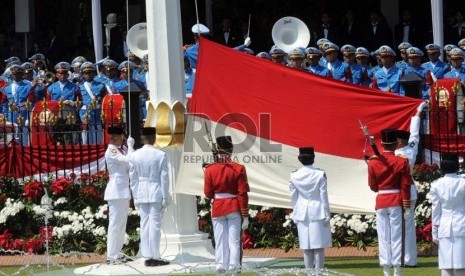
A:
355;47;373;86
184;23;210;96
256;52;271;60
233;37;252;53
102;59;122;94
444;48;465;84
288;47;307;71
322;42;351;82
269;45;286;65
370;50;383;76
459;38;465;51
69;56;87;84
396;42;412;70
289;147;332;272
444;44;458;65
316;38;330;67
79;62;106;144
94;57;110;84
341;44;363;85
46;62;80;105
104;126;135;264
129;127;170;267
184;56;193;96
0;65;35;145
422;44;450;82
2;57;21;83
372;46;405;95
137;54;149;90
22;62;47;102
118;61;146;118
395;101;429;267
305;47;330;77
127;50;143;80
405;47;429;99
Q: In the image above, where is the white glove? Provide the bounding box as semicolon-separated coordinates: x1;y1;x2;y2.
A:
403;208;412;221
417;100;429;112
134;201;140;210
161;198;169;208
241;217;249;230
432;225;439;244
323;217;330;227
244;37;251;47
127;136;135;149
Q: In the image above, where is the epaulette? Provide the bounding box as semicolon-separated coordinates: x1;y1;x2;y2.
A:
409;141;416;148
368;155;378;160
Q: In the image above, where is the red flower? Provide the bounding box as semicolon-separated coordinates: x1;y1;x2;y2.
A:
23;180;44;202
417;220;433;243
39;226;53;243
256;212;273;223
69;172;77;180
50;177;73;196
77;173;90;183
242;231;254;249
198;219;208;232
23;238;44;254
9;239;23;250
78;185;101;200
0;229;12;249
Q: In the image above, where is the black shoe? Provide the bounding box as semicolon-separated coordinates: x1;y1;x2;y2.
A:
153;259;170;266
144;259;155;266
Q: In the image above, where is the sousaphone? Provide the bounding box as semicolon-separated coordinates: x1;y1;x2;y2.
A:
126;22;148;58
272;16;311;54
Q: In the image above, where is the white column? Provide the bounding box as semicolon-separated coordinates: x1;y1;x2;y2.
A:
431;0;444;60
91;0;104;61
145;0;214;262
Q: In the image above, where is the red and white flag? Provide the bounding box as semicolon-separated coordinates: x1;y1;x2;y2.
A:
175;38;422;214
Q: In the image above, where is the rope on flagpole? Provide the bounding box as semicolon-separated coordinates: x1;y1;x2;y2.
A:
126;0;132;136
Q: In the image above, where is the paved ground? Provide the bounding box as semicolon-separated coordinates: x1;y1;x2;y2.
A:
0;247;380;267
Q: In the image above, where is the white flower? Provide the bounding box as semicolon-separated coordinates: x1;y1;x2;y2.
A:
32;205;47;216
92;226;106;237
124;234;129;245
54;197;67;206
261;206;271;211
198;209;209;218
249;209;258;218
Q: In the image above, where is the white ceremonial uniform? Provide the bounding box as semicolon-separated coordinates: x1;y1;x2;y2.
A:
430;174;465;270
395;115;420;266
104;144;132;261
289;165;332;249
129;145;169;261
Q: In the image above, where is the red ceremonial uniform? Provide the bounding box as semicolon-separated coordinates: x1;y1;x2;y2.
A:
204;157;249;218
368;151;412;210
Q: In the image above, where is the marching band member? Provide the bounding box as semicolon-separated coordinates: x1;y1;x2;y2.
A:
204;136;250;273
395;42;412;70
287;47;307;71
184;23;210;95
0;64;35;145
395;101;429;267
129;127;170;267
355;47;373;86
305;47;331;77
322;42;351;82
289;147;332;272
443;44;458;65
341;44;363;85
269;45;286;65
69;56;87;84
78;62;106;144
22;62;47;103
431;154;465;276
404;47;429;99
444;48;465;84
422;44;449;81
368;129;412;276
104;126;134;264
372;46;405;95
46;62;80;105
256;52;271;60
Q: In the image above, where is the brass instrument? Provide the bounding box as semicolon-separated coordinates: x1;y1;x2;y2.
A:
272;16;311;66
37;70;56;89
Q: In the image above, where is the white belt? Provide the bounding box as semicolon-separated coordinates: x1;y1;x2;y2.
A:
192;68;196;73
214;193;237;199
378;189;400;194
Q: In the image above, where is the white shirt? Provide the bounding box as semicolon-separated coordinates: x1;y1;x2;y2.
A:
402;25;410;42
11;81;18;98
223;30;230;44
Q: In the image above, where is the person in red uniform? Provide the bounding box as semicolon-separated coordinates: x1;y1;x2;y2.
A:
368;129;412;276
204;136;250;274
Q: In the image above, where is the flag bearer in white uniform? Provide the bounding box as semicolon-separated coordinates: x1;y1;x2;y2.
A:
204;136;250;273
431;154;465;276
395;100;429;267
129;127;170;267
289;147;332;272
104;126;134;264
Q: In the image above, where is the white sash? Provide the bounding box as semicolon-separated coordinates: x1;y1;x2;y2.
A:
105;84;113;95
83;81;96;101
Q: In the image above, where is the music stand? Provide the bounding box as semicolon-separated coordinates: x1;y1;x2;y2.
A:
119;82;143;149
